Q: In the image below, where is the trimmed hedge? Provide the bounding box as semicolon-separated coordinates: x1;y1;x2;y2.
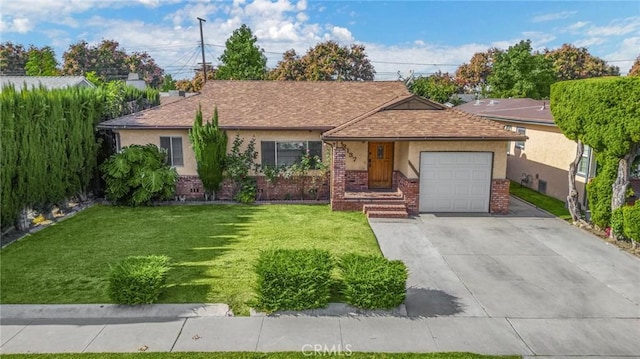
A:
622;203;640;242
339;254;408;309
254;249;333;312
108;255;170;305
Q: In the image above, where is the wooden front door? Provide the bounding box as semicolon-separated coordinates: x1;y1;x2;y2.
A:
368;142;394;189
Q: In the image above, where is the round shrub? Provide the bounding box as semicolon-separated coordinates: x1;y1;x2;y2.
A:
108;255;171;305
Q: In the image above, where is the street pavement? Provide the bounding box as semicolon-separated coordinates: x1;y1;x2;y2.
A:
1;197;639;357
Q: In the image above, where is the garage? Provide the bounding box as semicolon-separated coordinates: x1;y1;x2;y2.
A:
419;152;493;212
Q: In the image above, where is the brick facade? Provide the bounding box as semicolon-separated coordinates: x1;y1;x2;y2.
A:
345;170;368;191
330;147;347;210
397;172;419;215
490;179;510;214
175;175;329;201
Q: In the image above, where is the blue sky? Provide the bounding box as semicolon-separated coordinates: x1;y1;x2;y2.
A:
2;0;639;79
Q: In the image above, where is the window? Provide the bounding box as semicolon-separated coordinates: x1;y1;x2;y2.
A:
160;136;183;166
505;125;512;155
538;180;547;194
515;127;526;150
577;145;591;177
261;141;322;167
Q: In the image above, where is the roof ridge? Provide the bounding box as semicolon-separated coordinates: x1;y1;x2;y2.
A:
323;93;415;137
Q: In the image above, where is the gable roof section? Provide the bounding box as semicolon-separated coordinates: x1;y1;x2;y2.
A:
0;76;95;90
323;94;526;141
99;80;411;130
455;98;554;125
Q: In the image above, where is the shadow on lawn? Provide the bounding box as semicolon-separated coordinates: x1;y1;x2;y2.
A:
159;205;262;303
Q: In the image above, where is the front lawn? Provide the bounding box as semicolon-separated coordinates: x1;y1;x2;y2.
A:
509;181;572;220
0;204;380;315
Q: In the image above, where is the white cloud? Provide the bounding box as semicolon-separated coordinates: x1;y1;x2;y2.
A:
605;36;640;75
574;37;605;48
567;21;589;31
164;3;218;27
531;11;576;23
586;16;640;37
10;18;32;33
329;26;353;42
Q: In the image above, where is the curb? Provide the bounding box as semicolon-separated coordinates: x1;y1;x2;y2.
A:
0;304;232;320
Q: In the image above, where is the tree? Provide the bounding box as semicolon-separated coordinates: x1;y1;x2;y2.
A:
127;51;164;88
216;24;267;80
176;65;216;92
189;105;228;198
551;77;640;228
488;40;556;99
161;74;176;91
545;44;619;81
63;40;164;86
270;41;375;81
455;48;501;93
409;72;462;104
25;46;59;76
629;55;640;76
0;42;28;75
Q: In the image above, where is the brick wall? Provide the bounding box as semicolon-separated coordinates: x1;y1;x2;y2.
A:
175;175;329;201
490;179;510;214
345;170;368;191
331;147;347;210
397;172;419;215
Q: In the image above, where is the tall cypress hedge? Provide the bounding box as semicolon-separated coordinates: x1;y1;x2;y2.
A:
0;84;159;229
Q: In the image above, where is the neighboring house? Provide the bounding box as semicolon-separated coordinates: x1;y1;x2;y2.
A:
99;81;524;216
0;76;95;90
456;98;596;205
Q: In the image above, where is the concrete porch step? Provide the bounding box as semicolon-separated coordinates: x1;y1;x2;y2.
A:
366;210;409;219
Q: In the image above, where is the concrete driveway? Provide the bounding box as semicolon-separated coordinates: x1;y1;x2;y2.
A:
369;197;640;357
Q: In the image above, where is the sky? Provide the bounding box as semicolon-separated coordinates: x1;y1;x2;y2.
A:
1;0;639;80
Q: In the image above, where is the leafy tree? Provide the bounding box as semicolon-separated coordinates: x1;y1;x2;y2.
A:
63;40;164;86
127;51;164;88
270;41;375;81
189;105;228;198
545;44;619;81
225;134;259;203
216;24;267;80
455;48;501;93
161;74;176;91
176;65;216;92
488;40;556;99
409;72;462;104
101;144;178;206
629;55;640;76
25;46;59;76
0;42;28;75
551;77;640;229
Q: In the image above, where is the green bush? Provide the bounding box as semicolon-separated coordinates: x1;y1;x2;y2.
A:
611;207;625;238
586;155;618;228
254;249;333;312
108;255;170;305
622;203;640;243
339;254;408;309
101;144;178;206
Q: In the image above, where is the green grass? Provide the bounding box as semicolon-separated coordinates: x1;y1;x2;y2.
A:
509;181;572;221
0;204;380;315
0;353;520;359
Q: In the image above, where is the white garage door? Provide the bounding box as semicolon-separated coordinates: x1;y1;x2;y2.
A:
419;152;492;212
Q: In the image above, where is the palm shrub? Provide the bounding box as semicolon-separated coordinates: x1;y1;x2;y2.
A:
339;254;408;309
108;255;170;305
101;144;178;206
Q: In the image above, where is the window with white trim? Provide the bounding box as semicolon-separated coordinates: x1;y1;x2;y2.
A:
577;145;591;177
515;127;526;150
261;141;322;167
160;136;184;166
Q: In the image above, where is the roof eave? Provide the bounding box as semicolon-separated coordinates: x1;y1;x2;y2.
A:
322;136;527;141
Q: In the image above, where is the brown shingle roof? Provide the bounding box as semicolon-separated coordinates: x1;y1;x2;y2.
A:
455;98;554;125
323;95;526;141
99;80;411;130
